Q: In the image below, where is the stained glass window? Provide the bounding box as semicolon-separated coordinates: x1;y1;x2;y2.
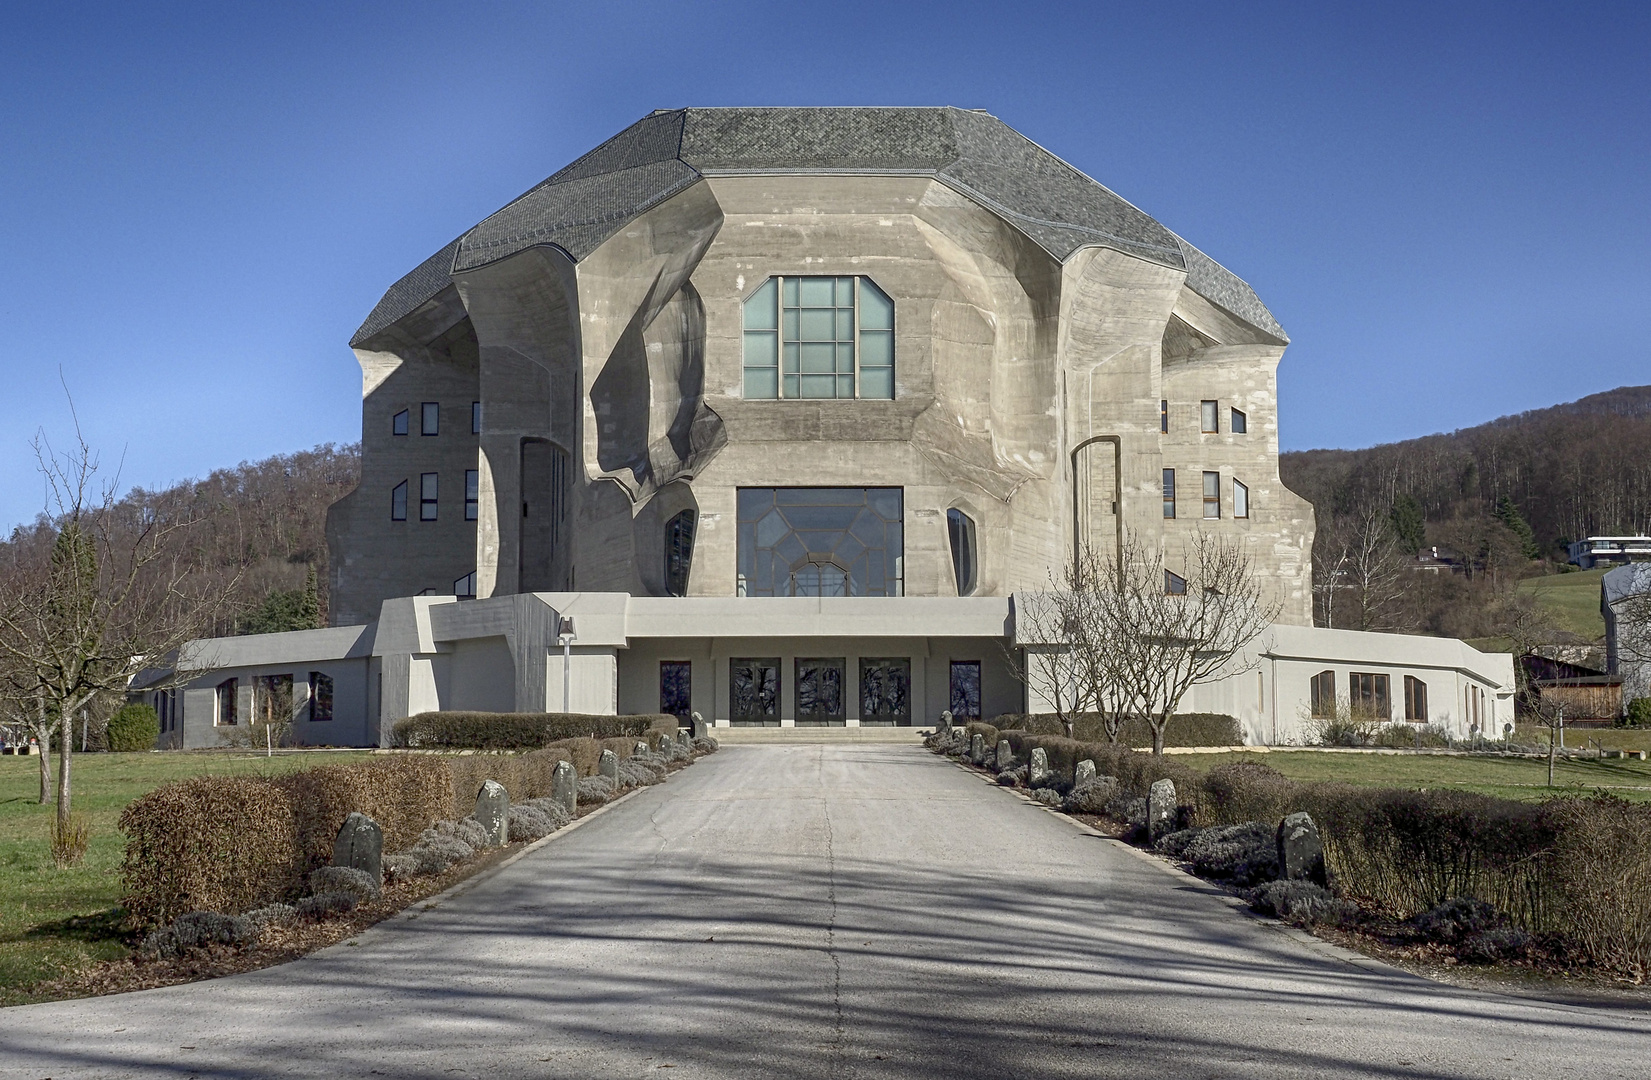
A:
736;488;902;597
796;658;845;725
859;657;911;726
949;661;981;721
660;661;692;721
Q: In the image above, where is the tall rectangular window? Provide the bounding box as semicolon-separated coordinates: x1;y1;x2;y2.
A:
421;402;439;435
1310;670;1336;719
391;480;408;521
949;660;982;721
1201;400;1219;433
392;409;409;436
420;473;438;521
465;469;479;521
216;678;238;726
1160;399;1168;433
308;672;333;722
1203;471;1221;518
660;660;692;721
1231;407;1247;434
471;401;481;434
1162;469;1176;519
1234;478;1249;519
1404;675;1428;722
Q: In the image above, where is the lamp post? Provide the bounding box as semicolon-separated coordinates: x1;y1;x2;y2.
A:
557;616;577;713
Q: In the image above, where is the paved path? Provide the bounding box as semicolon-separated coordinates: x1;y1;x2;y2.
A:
3;745;1649;1078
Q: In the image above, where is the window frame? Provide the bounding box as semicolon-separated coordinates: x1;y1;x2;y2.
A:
421;402;439;436
454;571;476;598
215;678;238;726
946;508;977;596
1234;478;1249;519
465;469;479;521
1351;672;1391;720
1160;399;1169;433
1162;468;1176;519
1165;570;1188;595
471;401;481;434
1231;407;1247;434
391;480;408;522
664;509;696;598
1310;670;1336;719
308;671;333;722
1200;400;1219;433
1203;471;1221;519
419;472;438;521
392;409;409;437
741;275;894;401
1404;675;1429;722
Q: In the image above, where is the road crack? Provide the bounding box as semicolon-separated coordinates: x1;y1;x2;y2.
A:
819;745;846;1077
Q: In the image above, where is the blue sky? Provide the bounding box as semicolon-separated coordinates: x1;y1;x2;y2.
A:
2;2;1646;531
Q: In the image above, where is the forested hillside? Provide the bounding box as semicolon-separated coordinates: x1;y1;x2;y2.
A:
1281;385;1651;641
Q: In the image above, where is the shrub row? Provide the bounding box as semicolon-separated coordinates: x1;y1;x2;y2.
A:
392;711;677;750
986;712;1243;747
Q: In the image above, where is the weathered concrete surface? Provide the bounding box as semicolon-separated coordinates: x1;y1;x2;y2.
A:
3;745;1647;1079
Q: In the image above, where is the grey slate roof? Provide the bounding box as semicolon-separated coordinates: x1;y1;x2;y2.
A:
351;108;1285;347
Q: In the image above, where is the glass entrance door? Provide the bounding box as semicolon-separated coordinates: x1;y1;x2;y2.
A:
859;657;911;726
795;658;846;726
730;658;780;726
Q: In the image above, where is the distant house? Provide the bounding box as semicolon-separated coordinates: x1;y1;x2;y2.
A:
1569;536;1651;570
1518;650;1620;726
1603;563;1651;710
1413;546;1464;574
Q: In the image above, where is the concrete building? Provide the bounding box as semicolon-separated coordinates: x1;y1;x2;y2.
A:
140;107;1514;746
1604;563;1651;711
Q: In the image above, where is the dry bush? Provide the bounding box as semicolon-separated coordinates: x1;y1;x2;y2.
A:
989;712;1243;747
392;712;674;750
274;756;451;874
1543;796;1651;973
50;813;91;867
1199;761;1299;826
120;776;299;928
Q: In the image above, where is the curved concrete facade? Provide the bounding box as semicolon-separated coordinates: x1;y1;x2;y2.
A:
327;107;1314;626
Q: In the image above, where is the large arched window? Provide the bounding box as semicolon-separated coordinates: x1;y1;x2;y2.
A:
664;509;696;597
947;508;977;596
742;276;894;400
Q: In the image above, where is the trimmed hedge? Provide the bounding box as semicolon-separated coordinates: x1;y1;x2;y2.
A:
106;704;160;752
987;712;1243;747
392;711;676;750
274;757;453;874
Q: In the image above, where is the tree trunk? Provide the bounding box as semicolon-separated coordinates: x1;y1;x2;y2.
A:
1152;717;1166;757
34;695;51;805
1547;729;1556;787
56;709;72;826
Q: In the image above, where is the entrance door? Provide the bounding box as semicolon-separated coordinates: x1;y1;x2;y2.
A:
949;660;982;722
859;657;911;726
660;661;692;726
729;657;780;727
795;658;846;726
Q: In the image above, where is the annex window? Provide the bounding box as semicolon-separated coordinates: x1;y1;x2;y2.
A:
1351;672;1391;720
664;509;696;597
252;675;292;728
308;672;333;722
420;473;438;521
465;470;479;521
1201;400;1219;433
949;660;982;722
1231;407;1247;434
1310;670;1336;719
741;276;895;400
1162;469;1176;519
1203;472;1221;518
1234;478;1249;519
1404;675;1428;722
1160;399;1169;434
1165;570;1188;595
660;660;692;721
391;480;408;522
947;508;977;596
737;488;902;597
454;572;476;598
392;409;409;437
421;402;439;436
216;678;238;726
471;401;481;434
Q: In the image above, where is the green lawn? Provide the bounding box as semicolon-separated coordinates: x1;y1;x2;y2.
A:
0;750;369;1005
1175;748;1651;803
1516;567;1608;641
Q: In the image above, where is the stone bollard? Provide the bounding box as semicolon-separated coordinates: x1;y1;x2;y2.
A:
995;739;1015;772
333;811;384;886
969;733;986;766
551;760;578;818
691;711;708;740
474;780;509;847
655;732;674;753
1029;747;1052;788
1074;759;1097;789
1276;812;1327;886
938;709;954;731
634;740;650;757
1147;778;1177;843
598;749;620;783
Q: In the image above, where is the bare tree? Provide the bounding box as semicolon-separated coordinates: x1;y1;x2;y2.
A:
0;412;236;830
1005;589;1078;737
1081;533;1279;756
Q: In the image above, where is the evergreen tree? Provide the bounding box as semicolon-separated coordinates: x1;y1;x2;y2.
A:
1493;495;1541;560
1389;494;1427;555
238;567;321;635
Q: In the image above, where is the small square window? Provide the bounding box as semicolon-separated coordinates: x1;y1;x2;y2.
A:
1201;400;1218;433
421;402;439;435
1165;570;1187;595
1234;478;1249;519
465;469;479;521
1203;471;1220;518
391;480;408;521
1160;399;1168;434
472;401;481;434
392;409;409;436
454;571;476;599
1162;468;1176;519
420;472;438;521
1231;408;1247;434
